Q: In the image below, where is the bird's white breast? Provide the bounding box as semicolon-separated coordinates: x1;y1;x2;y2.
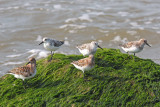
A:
122;46;142;53
78;48;90;56
44;43;59;51
72;64;92;73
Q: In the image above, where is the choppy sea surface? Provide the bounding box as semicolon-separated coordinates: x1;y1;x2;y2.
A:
0;0;160;77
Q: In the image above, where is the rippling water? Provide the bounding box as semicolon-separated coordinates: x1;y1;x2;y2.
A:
0;0;160;76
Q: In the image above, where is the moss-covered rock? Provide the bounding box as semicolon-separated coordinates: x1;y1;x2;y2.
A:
0;48;160;106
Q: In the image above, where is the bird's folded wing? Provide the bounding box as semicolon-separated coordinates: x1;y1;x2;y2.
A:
9;66;31;77
72;58;88;67
122;42;135;48
50;39;64;47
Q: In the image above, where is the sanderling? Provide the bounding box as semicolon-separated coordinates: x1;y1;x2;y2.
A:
7;57;37;89
39;37;64;61
76;41;103;56
71;55;95;80
119;38;151;56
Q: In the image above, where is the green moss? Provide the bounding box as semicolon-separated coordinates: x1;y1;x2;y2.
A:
0;48;160;106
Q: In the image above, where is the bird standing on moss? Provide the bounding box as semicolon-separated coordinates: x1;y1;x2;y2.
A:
119;38;151;56
76;41;103;56
7;57;37;89
39;37;64;62
71;55;95;80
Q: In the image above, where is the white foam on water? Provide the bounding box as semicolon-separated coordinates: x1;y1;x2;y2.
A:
135;35;140;39
118;11;129;17
152;27;159;30
3;61;25;66
111;21;117;25
0;6;20;11
89;12;105;16
64;41;70;46
13;6;19;9
127;31;137;35
112;36;128;43
78;14;93;22
6;54;23;58
59;24;86;29
64;37;68;40
27;49;49;59
144;21;152;24
125;19;130;22
104;7;111;10
138;27;144;30
27;49;41;54
69;30;77;33
39;8;44;11
7;6;20;10
156;31;160;34
91;36;96;40
112;36;121;42
27;49;41;58
37;51;49;59
24;3;31;6
99;29;109;33
13;49;18;52
59;25;68;29
65;18;77;23
98;40;103;43
53;4;62;10
105;34;109;37
36;35;43;42
65;14;93;23
130;22;139;27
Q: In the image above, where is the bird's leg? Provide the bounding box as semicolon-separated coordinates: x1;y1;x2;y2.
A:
126;52;130;59
133;53;136;61
48;51;54;62
23;80;26;89
83;71;85;80
50;51;53;60
127;52;129;57
83;72;89;81
25;80;29;87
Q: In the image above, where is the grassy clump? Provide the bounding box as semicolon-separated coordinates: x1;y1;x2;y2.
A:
0;48;160;106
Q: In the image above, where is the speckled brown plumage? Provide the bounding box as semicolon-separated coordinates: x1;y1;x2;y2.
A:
8;57;36;79
120;39;151;48
71;55;95;67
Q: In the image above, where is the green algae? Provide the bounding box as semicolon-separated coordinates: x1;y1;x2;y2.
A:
0;48;160;106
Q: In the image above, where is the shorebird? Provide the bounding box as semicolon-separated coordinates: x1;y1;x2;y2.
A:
119;38;151;56
39;37;64;61
71;55;95;80
7;57;37;89
76;41;103;56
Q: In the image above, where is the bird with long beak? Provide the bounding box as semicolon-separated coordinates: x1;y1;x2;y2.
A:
71;54;95;80
76;41;103;56
119;38;151;56
39;37;64;62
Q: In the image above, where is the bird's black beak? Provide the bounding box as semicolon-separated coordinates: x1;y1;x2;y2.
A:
39;41;44;45
98;45;103;50
26;61;31;65
145;42;151;47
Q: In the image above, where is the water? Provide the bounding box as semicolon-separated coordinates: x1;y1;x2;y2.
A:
0;0;160;77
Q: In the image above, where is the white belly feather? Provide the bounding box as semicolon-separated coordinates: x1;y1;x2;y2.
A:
122;46;142;53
